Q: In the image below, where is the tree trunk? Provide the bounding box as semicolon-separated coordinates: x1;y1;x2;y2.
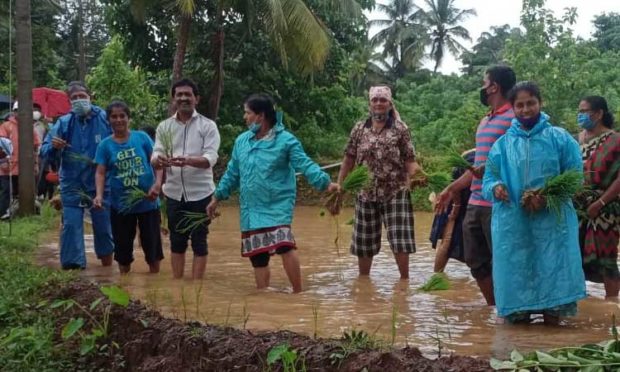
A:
77;0;87;81
169;14;192;115
206;28;224;121
15;0;35;216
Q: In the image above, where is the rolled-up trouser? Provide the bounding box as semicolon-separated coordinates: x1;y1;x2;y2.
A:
60;205;114;269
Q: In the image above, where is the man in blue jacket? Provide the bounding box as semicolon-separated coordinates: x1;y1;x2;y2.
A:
40;81;114;270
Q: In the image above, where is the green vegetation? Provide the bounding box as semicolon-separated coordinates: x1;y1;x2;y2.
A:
418;272;451;292
491;318;620;371
0;205;74;370
267;343;305;372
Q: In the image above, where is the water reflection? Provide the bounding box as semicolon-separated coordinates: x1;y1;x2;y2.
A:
37;205;620;358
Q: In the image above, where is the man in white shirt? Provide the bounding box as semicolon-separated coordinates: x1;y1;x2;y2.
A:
151;79;221;279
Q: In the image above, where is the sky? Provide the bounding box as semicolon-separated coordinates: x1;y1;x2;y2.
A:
367;0;620;74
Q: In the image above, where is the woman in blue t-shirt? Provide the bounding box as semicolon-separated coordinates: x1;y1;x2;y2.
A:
94;101;164;274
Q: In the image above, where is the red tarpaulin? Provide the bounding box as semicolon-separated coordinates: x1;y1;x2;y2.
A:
32;87;71;119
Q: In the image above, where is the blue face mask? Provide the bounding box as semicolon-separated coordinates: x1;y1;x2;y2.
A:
71;98;91;116
249;123;261;133
578;112;596;130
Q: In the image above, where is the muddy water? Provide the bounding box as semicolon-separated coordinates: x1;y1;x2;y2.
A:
38;206;620;358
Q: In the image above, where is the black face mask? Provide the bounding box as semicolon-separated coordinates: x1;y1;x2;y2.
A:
479;86;490;107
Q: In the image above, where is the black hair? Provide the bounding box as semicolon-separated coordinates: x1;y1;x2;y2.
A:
66;81;90;96
140;126;156;141
171;78;199;97
244;93;277;126
581;95;614;129
485;65;517;98
105;100;131;118
508;81;542;105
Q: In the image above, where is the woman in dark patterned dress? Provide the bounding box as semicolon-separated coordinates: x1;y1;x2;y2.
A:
576;96;620;299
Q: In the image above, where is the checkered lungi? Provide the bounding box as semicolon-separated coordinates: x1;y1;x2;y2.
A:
350;189;416;257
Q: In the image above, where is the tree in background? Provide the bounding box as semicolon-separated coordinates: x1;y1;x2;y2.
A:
460;25;522;76
86;37;166;128
370;0;427;81
419;0;476;73
593;12;620;53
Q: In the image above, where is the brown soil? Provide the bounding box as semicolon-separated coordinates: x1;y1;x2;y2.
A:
49;281;492;372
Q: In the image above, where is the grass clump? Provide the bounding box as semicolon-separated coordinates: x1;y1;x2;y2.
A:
0;204;75;370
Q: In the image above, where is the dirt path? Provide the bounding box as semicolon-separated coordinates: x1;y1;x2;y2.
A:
50;281;492;371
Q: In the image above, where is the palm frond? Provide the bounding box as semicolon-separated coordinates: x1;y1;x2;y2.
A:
176;0;196;16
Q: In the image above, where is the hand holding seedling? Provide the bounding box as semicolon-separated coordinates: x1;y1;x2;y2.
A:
51;136;69;150
494;184;509;202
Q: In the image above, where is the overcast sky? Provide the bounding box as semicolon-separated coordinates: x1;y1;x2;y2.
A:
367;0;620;74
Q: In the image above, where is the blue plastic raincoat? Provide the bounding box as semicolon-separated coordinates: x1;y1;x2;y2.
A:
482;113;586;317
214;118;331;232
40;105;114;268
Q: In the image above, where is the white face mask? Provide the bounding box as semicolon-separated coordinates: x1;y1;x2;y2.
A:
33;111;42;121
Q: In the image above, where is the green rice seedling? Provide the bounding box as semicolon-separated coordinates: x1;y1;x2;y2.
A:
175;211;218;235
65;151;95;166
194;280;204;319
522;170;584;218
241;302;250;330
312;303;319;339
158;127;174;159
418;272;451;292
224;303;232;327
425;172;452;193
345;217;354;225
160;197;169;235
180;286;188;322
325;165;371;216
443;149;474;171
390;303;398;346
119;186;147;214
75;189;94;208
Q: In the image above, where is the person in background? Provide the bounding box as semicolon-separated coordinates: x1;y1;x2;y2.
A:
336;85;421;280
574;96;620;299
40;81;114;270
207;94;339;293
151;78;220;280
435;65;516;306
0;102;41;219
94;101;164;274
482;81;586;324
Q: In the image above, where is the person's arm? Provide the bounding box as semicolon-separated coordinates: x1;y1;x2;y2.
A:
208;140;240;219
151;123;166;169
93;164;106;209
435;172;474;213
288;136;332;191
482;141;508;202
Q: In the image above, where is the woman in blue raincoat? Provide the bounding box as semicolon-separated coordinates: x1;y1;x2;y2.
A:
207;94;339;293
482;82;586;324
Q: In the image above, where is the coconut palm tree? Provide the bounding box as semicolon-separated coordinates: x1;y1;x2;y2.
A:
370;0;428;79
130;0;362;118
15;0;36;215
419;0;476;73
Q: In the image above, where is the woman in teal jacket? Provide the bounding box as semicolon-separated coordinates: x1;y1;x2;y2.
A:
207;94;339;293
482;82;586;324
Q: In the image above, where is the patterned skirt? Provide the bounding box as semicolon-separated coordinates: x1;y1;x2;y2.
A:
241;225;296;257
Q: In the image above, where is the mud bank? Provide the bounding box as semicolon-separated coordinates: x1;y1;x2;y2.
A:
51;281;491;371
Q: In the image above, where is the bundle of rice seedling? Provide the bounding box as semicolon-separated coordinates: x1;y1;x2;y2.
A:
418;272;451;292
65;151;95;166
325;165;370;216
410;170;451;192
160;197;169;235
119;186;148;214
443;149;474;171
175;210;220;235
521;170;583;218
75;189;94;207
158;127;174;159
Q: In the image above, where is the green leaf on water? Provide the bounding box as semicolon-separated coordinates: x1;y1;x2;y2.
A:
100;285;130;307
510;350;524;362
61;318;84;339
